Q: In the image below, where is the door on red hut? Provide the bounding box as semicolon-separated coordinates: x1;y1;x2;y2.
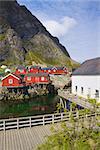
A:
40;76;45;82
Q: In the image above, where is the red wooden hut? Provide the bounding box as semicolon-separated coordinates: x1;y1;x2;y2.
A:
2;73;24;87
53;67;68;74
39;67;52;74
24;73;50;85
15;66;27;75
28;66;41;73
40;67;68;75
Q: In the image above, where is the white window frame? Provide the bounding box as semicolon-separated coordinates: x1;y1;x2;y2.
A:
48;70;51;73
8;79;13;84
27;77;31;81
41;77;45;81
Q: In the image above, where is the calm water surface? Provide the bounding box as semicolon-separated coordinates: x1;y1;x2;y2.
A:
0;94;59;119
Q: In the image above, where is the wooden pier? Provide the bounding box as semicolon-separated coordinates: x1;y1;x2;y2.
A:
0;111;99;150
58;90;94;110
0;124;52;150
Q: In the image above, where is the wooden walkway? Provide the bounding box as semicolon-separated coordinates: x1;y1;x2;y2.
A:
58;90;94;110
0;125;52;150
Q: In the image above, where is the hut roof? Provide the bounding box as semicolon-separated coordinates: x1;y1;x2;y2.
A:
16;66;26;70
25;73;49;77
29;66;41;69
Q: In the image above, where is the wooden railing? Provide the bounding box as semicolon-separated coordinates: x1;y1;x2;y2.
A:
0;111;99;131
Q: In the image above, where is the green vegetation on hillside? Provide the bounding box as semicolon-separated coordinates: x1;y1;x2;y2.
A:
25;50;76;68
25;50;44;65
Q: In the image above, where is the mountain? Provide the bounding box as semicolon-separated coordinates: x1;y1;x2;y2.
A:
0;0;76;67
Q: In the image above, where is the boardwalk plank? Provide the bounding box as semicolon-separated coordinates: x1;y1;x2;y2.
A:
5;131;10;150
23;128;32;150
14;130;23;150
0;131;4;150
17;129;25;150
27;128;36;150
19;128;28;150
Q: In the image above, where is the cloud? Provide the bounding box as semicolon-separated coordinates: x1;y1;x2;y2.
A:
42;16;77;37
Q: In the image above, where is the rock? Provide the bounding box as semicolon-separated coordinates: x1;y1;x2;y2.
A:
0;0;72;66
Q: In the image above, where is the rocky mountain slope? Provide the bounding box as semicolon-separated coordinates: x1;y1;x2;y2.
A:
0;0;77;67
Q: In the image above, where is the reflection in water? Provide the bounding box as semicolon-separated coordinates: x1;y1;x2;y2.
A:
0;94;59;119
0;94;84;119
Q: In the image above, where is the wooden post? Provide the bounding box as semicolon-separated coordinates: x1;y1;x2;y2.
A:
3;120;5;131
76;111;79;119
43;116;45;126
69;111;71;121
85;114;87;119
60;98;64;108
95;111;97;118
17;118;19;129
61;113;63;121
64;101;66;109
29;117;31;128
52;114;54;124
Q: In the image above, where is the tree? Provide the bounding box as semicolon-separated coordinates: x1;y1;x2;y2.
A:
37;121;100;150
37;102;100;150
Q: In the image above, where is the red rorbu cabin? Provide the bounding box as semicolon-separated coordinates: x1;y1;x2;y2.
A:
2;73;24;87
24;73;50;85
39;67;52;74
51;67;68;74
15;66;27;75
28;66;41;73
54;67;68;74
40;67;68;75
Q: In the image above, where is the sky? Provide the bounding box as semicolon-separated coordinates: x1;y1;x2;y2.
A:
17;0;100;62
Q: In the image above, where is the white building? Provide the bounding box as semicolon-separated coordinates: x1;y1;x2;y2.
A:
72;57;100;103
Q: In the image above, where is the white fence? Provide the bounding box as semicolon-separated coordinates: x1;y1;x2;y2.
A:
0;111;99;131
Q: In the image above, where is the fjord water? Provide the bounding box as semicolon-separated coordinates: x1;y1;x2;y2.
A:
0;94;59;119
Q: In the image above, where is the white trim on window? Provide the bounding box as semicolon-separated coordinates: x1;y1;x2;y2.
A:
41;77;45;81
8;79;13;84
27;77;31;81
